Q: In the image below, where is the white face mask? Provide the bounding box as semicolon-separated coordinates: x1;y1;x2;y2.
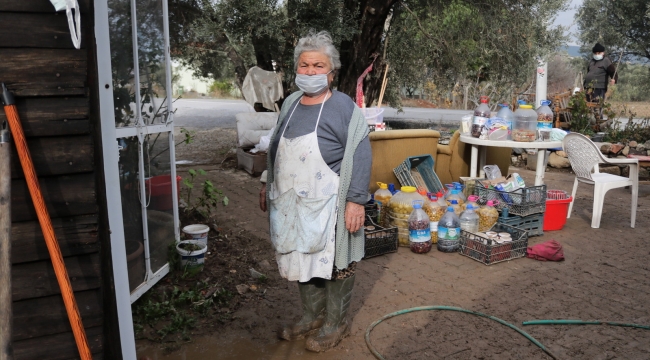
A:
295;71;332;96
593;54;604;61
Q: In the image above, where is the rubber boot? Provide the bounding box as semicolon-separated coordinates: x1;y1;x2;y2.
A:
279;278;326;340
305;275;355;352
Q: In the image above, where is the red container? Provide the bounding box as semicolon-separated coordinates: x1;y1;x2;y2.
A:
543;190;572;231
145;175;181;211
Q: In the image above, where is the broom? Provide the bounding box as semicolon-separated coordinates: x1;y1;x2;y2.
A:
1;83;92;359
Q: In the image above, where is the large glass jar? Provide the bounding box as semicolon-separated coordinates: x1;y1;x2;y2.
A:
512;104;537;142
387;186;426;246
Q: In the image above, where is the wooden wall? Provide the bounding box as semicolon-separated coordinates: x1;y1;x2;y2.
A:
0;0;117;358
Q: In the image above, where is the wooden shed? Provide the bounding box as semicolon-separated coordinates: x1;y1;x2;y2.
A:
0;0;180;358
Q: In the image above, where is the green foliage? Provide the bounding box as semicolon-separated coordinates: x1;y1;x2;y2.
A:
132;281;233;341
568;91;596;135
605;106;650;143
608;64;650;102
385;0;568;109
209;81;234;95
182;169;229;219
576;0;650;64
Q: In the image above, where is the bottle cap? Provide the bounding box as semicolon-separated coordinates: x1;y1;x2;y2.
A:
447;206;454;212
541;100;551;106
450;199;458;204
487;200;494;206
466;204;474;210
468;195;478;202
436;191;444;198
480;96;489;103
417;187;427;196
377;182;388;189
401;186;416;193
412;200;423;209
520;104;533;109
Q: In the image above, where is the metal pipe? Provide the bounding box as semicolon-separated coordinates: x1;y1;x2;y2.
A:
0;83;14;359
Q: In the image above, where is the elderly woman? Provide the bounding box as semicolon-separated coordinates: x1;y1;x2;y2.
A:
259;31;372;352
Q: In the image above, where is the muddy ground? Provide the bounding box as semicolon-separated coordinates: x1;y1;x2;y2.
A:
136;127;650;359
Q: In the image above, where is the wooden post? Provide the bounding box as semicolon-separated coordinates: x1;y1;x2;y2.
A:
0;112;12;359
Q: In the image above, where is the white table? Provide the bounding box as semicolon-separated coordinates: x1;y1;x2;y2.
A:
459;134;563;186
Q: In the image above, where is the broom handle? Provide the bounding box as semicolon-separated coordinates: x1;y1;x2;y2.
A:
2;84;92;360
377;64;389;109
0;115;11;359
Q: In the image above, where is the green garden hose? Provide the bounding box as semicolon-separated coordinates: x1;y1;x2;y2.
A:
364;306;559;360
523;319;650;330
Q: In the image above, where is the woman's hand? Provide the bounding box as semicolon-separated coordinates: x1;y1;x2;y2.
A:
345;202;365;233
259;184;267;212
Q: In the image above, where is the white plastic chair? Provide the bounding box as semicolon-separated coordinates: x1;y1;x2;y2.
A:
563;133;638;228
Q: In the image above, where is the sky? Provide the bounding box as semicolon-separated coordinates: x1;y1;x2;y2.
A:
553;0;583;45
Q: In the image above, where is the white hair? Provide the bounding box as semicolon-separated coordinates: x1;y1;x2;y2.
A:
293;31;341;71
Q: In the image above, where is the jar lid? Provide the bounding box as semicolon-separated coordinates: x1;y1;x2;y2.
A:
401;186;416;193
520;104;533;109
377;182;388;189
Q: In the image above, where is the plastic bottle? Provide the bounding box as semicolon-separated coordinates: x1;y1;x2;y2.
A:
496;104;515;140
408;201;432;254
478;200;499;232
374;182;393;206
437;206;461;252
388;183;397;195
449;199;462;215
446;190;464;207
387;186;426;246
536;100;553;141
513;104;538;142
471;96;491;139
453;182;467;202
460;204;479;233
374;182;393;224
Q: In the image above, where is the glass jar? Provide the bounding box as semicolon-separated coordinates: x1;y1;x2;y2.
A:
512;104;538;142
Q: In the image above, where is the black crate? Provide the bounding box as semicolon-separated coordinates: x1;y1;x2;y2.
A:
475;181;546;216
497;213;544;237
459;223;529;265
364;203;379;223
363;216;398;259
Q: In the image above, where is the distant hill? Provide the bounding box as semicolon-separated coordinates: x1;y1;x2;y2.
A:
559;45;582;57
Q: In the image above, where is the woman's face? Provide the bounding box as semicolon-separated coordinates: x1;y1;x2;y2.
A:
297;51;334;85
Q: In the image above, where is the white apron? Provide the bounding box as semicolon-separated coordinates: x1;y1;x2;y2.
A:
269;93;339;282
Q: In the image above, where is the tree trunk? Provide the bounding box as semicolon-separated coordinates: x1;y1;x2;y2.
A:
338;0;398;107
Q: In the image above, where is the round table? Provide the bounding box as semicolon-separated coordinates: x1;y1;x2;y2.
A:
459;134;563;186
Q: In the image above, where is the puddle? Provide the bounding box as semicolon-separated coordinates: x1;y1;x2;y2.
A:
137;335;341;360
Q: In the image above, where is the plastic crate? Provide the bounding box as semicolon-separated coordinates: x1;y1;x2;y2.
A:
394;155;444;194
363;216;399;259
459;223;529;265
475;180;546;216
544;190;572;231
497;213;544;237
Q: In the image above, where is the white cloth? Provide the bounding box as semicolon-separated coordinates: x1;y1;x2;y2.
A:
269;93;339;281
242;66;284;111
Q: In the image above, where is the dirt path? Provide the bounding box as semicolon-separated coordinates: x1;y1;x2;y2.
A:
137;128;650;359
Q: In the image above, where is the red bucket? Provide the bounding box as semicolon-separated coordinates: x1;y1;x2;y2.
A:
543;190;572;231
145;175;181;211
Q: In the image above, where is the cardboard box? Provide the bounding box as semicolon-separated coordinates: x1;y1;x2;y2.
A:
237;147;267;176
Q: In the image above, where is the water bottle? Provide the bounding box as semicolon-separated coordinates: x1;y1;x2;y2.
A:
471;96;491;139
408;201;432;254
460;204;479;233
437;206;461;252
496;104;515;140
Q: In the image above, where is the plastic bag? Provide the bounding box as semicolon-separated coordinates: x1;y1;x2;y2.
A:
50;0;81;49
483;165;502;180
249;127;274;153
550;128;568;141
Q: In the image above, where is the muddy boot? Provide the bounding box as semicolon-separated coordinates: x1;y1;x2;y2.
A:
279;278;326;340
305;275;355;352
